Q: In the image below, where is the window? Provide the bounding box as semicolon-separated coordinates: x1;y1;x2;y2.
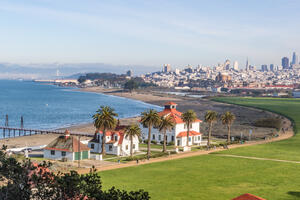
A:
51;150;55;155
189;137;191;142
166;136;168;141
152;134;155;140
159;135;161;140
115;136;118;141
109;145;112;151
171;136;174;141
91;143;94;149
198;136;201;140
184;124;186;129
177;140;180;146
61;151;66;156
133;144;136;149
126;145;128;150
190;124;192;129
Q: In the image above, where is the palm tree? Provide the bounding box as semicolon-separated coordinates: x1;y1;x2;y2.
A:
204;110;218;147
125;124;141;156
221;111;236;143
140;109;161;157
182;110;197;147
158;116;175;153
93;106;118;156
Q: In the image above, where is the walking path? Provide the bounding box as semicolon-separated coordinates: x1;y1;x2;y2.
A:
215;154;300;164
77;131;294;174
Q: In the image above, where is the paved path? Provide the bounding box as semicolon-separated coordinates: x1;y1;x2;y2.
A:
76;131;294;174
215;154;300;164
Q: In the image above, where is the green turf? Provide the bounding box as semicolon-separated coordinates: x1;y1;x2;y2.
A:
99;97;300;199
213;97;300;161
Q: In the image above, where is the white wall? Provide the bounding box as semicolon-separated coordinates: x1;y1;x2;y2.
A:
44;149;74;161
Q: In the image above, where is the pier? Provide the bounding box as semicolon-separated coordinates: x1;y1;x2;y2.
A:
0;126;93;139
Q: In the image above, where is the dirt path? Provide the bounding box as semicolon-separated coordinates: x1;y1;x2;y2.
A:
215;154;300;164
77;130;293;174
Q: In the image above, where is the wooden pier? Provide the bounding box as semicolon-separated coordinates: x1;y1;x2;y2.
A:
0;126;93;139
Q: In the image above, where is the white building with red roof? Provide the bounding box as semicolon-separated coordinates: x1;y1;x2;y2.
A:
141;102;202;147
88;125;139;156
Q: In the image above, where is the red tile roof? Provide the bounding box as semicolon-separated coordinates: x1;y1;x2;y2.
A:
176;131;202;138
232;193;266;200
91;126;127;145
158;108;202;124
165;101;178;105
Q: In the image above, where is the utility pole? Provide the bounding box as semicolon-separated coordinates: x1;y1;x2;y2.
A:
5;115;8;127
21;116;24;129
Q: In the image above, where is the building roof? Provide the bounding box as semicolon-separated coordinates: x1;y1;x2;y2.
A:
158;103;202;124
90;125;127;145
176;131;202;138
164;101;177;105
232;193;266;200
44;135;90;152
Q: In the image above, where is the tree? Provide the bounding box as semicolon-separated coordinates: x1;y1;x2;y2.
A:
93;106;118;156
140;109;161;157
181;110;197;147
125;124;141;156
124;79;138;93
158;116;175;153
221;111;236;143
204;110;218;147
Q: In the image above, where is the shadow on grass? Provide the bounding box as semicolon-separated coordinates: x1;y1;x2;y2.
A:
287;191;300;197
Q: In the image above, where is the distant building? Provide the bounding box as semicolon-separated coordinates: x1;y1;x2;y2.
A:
216;72;231;82
126;70;133;77
44;130;90;161
282;57;290;69
233;61;239;71
245;58;249;71
224;59;231;70
175;68;180;75
270;64;274;71
261;65;268;72
163;64;171;73
292;52;299;65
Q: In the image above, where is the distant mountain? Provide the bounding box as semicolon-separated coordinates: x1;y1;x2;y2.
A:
0;63;161;80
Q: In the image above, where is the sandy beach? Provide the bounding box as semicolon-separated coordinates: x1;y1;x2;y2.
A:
1;87;292;149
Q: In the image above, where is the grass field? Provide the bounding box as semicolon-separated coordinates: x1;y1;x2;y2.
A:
99;97;300;200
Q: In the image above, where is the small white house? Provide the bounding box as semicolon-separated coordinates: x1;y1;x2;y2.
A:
88;125;139;156
43;130;90;161
141;102;202;147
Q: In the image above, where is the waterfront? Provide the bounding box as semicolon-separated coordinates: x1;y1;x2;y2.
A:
0;80;161;131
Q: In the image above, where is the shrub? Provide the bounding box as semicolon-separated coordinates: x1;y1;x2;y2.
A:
160;141;164;145
168;141;175;146
151;140;157;144
143;139;148;144
254;118;282;130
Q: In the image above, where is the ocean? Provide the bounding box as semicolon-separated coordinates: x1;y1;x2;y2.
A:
0;80;162;130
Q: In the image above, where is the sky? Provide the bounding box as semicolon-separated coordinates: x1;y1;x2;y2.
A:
0;0;300;70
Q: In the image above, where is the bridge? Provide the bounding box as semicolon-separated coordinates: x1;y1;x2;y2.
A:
0;126;93;139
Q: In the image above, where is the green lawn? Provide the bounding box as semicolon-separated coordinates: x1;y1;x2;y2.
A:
139;143;175;150
99;97;300;200
213;97;300;161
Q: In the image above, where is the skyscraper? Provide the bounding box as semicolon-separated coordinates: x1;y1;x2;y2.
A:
261;65;268;72
245;58;249;71
163;64;171;73
282;57;289;69
270;64;274;72
292;52;299;65
224;59;230;70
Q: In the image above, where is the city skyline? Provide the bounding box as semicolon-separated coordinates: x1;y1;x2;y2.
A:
0;0;300;69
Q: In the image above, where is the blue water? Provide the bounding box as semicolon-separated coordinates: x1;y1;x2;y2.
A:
0;80;162;130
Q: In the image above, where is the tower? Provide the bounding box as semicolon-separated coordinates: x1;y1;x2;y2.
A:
246;58;249;71
163;64;171;73
233;61;239;71
282;57;289;69
292;52;299;65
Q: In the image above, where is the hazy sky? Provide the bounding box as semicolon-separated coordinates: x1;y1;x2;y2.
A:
0;0;300;69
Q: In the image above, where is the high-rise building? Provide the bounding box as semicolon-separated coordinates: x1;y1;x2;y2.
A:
292;52;299;65
261;65;268;72
245;58;249;71
282;57;289;69
163;64;171;73
270;64;274;72
233;61;239;71
224;59;231;70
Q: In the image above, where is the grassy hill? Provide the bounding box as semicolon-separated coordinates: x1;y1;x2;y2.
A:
99;97;300;200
